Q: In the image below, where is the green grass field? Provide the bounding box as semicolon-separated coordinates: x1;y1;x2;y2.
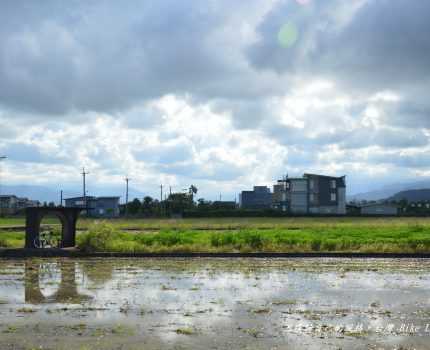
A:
0;217;59;226
2;217;430;253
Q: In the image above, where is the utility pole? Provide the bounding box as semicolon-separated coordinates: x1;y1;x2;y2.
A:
160;184;163;216
0;156;6;215
81;168;89;213
125;177;130;216
169;186;172;196
60;190;63;207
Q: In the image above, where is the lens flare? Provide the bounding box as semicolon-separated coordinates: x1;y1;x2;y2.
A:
278;22;298;48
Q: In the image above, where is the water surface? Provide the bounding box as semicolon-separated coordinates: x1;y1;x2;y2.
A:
0;258;429;349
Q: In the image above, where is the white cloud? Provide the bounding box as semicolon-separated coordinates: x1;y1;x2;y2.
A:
1;1;429;198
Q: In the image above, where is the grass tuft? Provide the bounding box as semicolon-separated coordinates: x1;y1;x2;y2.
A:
2;217;430;253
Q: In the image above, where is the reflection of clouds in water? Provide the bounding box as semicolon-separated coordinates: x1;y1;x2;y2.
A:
316;271;430;294
87;266;292;340
1;258;430;346
0;262;23;304
314;270;430;312
80;260;114;287
37;262;61;298
75;261;430;343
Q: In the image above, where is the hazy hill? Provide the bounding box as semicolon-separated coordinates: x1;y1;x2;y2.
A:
0;184;145;204
389;189;430;202
349;179;430;201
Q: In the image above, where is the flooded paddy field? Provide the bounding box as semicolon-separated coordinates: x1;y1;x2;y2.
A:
0;258;429;349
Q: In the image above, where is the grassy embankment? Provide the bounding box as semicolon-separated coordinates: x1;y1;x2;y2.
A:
2;217;430;253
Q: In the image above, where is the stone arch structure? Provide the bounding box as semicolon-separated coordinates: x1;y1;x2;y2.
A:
25;207;83;249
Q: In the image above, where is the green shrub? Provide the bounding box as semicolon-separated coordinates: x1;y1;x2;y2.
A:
0;231;24;248
244;232;264;250
274;234;299;246
407;238;418;250
221;232;236;245
310;239;322;251
210;234;222;247
136;234;155;246
156;231;182;246
77;222;118;252
71;218;430;254
409;224;425;233
321;239;337;251
210;232;237;247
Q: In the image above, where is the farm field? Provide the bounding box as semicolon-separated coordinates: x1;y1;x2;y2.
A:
3;216;430;230
1;217;430;253
0;258;430;350
1;257;429;349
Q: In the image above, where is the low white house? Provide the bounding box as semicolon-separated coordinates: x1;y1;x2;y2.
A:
65;196;120;217
360;203;399;216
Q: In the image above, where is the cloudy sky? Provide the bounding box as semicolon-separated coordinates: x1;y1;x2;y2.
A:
0;0;429;200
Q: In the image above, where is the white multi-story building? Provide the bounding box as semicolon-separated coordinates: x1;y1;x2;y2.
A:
273;174;347;215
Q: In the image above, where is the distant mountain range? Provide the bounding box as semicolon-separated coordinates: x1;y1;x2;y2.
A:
4;179;430;205
388;189;430;202
0;184;145;204
348;179;430;202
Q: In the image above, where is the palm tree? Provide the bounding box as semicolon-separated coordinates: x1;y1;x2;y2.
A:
189;185;198;201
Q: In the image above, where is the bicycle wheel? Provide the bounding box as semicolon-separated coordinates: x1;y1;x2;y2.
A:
34;237;48;249
33;237;41;249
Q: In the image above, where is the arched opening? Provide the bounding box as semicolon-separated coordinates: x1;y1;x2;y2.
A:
25;207;82;249
36;213;66;248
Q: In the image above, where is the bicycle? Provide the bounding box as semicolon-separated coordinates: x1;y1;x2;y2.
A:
33;230;61;249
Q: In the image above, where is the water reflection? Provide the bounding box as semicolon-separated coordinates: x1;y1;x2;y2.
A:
80;260;114;287
25;260;92;304
0;258;429;349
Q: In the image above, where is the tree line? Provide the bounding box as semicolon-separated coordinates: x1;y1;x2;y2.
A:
122;193;237;217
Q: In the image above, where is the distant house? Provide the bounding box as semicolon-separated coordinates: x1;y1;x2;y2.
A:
0;194;17;207
64;196;120;218
346;203;361;215
16;197;40;210
0;195;40;215
239;186;273;209
359;203;399;216
272;174;347;215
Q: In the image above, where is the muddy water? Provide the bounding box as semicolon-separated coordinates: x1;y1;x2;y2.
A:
0;258;429;350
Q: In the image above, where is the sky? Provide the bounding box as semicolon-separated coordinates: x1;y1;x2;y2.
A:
0;0;429;201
